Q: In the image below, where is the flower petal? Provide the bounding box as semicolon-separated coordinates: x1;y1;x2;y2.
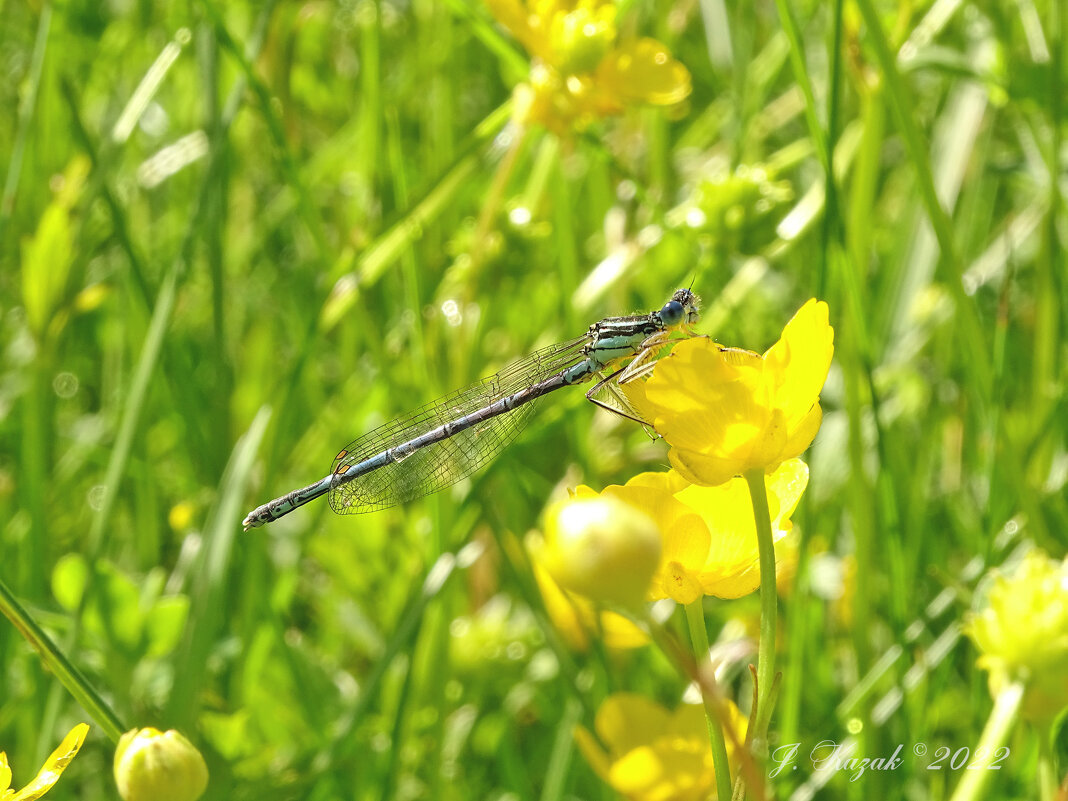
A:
533;562;591;651
647;340;762;418
596;473;714;603
608;746;664;795
668;702;712;738
782;402;822;460
625;469;691;495
596;693;672;755
595;38;692;106
2;752;12;795
574;725;612;783
534;562;648;651
660;560;704;604
747;406;789;473
644;305;833;483
9;724;88;801
672;462;808;599
658;513;711;569
668;447;740;487
601;481;685;530
767;458;809;520
677;477;758;556
577;694;747;801
649;341;778;483
486;0;553;61
600;611;652;649
699;558;761;599
764;299;834;431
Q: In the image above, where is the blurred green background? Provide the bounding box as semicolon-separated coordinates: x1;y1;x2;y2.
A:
1;0;1065;798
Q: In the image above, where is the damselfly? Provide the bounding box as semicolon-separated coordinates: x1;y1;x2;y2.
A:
242;289;699;529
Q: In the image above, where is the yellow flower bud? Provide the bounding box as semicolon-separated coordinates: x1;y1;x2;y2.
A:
538;495;661;608
114;728;208;801
965;549;1068;723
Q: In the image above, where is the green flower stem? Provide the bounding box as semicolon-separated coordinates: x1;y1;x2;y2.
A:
948;681;1023;801
684;600;733;801
642;613;764;799
0;574;125;743
1038;728;1057;801
744;468;777;755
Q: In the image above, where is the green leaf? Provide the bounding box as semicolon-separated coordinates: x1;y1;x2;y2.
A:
145;595;190;657
18;157;88;341
51;553;89;611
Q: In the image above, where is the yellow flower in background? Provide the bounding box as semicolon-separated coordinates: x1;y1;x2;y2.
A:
487;0;691;133
575;693;746;801
585;460;808;604
638;300;833;487
168;501;195;532
534;563;648;651
965;549;1068;723
537;495;661;608
830;553;857;628
1;723;88;801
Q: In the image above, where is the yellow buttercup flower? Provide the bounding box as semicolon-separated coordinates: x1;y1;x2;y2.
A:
1;723;88;801
575;693;746;801
965;549;1068;723
638;299;833;487
580;460;808;604
487;0;691;133
534;562;648;651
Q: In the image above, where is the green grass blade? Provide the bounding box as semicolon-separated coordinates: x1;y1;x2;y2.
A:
166;406;272;727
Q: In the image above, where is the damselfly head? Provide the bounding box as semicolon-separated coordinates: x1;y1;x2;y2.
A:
661;288;700;328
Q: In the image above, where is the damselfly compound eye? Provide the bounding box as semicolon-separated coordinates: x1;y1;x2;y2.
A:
660;300;685;326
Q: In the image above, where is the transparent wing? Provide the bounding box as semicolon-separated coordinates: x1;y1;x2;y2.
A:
584;334;678;426
586;375;654;425
328;336;590;514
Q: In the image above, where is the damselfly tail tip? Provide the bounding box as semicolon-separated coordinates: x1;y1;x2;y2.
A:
241;512;260;531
